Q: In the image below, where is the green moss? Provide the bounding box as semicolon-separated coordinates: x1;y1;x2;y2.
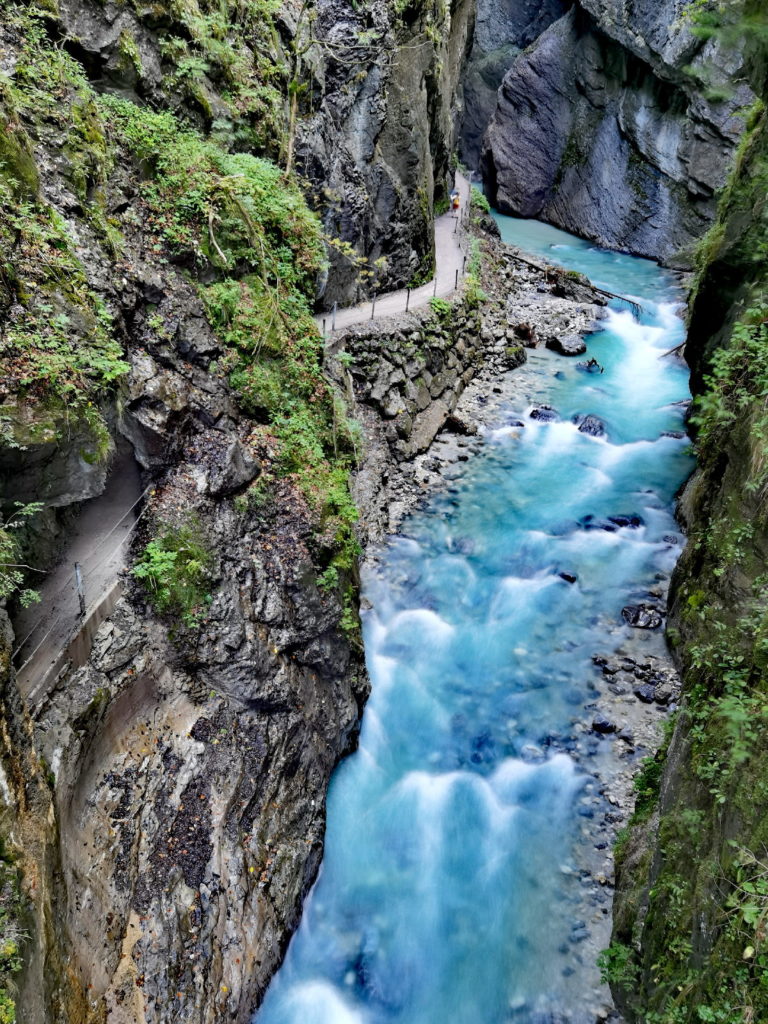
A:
0;96;38;199
0;834;24;1023
611;18;768;1014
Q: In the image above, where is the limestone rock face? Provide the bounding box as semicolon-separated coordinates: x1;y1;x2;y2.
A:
479;2;752;264
51;0;476;309
299;0;476;307
459;0;567;168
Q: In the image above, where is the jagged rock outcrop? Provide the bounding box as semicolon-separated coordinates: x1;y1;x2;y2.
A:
480;1;752;264
299;0;476;306
48;0;476;308
459;0;567;167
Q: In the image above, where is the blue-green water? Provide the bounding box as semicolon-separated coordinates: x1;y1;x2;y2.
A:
255;216;692;1024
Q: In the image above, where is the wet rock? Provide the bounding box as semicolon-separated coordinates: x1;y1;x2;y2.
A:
592;716;617;734
559;571;578;584
513;321;536;343
581;513;644;532
654;684;675;705
443;412;478;436
622;604;663;629
607;514;644;529
574;414;606;437
529;405;559;422
546;333;587;356
634;684;657;704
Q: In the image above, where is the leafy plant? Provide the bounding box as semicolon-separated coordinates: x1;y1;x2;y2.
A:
429;296;452;315
132;523;213;628
0;502;44;606
470;185;490;213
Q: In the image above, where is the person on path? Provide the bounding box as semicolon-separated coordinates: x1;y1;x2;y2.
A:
450;188;460;216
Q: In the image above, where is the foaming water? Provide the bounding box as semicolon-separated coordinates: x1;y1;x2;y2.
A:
255;216;692;1023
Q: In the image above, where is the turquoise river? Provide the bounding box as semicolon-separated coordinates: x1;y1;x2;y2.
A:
255;215;693;1023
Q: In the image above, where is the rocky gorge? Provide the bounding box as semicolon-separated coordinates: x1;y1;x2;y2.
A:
1;0;768;1023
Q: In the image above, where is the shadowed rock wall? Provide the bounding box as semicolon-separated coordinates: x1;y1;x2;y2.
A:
476;0;751;265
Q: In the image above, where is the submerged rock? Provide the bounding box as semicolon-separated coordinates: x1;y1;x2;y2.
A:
529;405;559;422
581;513;644;532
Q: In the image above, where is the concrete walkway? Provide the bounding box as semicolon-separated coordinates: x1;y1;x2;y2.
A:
13;442;144;706
319;172;472;334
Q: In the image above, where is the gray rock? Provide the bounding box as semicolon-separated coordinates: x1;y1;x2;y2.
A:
593;716;617;734
574;414;606;437
546;333;587;356
529;405;559;422
622;604;663;629
634;683;657;704
481;5;752;265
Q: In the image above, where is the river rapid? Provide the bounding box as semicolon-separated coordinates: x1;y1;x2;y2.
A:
255;217;693;1024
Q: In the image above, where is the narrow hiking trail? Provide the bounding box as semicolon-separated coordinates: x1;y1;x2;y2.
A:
318;173;472;333
13;444;143;707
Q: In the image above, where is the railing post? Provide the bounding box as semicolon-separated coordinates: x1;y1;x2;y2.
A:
322;318;327;339
74;562;85;618
406;288;411;313
371;293;377;320
433;277;438;297
332;302;337;332
462;255;466;275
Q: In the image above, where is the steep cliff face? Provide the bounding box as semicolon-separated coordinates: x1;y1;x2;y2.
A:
299;0;477;306
479;0;751;265
458;0;567;167
0;0;478;1020
609;7;768;1021
47;0;475;308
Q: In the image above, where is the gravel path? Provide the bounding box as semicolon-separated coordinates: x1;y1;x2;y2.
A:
318;172;472;334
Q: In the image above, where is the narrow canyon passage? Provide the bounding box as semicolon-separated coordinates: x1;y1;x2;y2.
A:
265;220;691;1024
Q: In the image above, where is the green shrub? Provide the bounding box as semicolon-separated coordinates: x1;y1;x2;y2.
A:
471;185;491;213
429;296;452;316
0;502;43;606
133;523;213;628
598;942;639;987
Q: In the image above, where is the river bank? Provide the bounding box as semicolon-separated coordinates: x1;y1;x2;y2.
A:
255;216;692;1022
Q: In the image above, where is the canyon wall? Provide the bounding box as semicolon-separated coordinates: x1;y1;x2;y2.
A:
0;0;479;1019
478;0;751;265
609;6;768;1022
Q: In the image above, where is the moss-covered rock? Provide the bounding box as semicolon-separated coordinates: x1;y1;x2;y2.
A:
610;6;768;1022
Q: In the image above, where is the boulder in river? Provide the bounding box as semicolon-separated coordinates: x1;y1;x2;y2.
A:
581;513;644;532
607;514;644;529
529;405;559;422
592;715;617;734
622;604;663;629
576;359;604;374
634;683;656;703
573;413;606;437
545;333;587;356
